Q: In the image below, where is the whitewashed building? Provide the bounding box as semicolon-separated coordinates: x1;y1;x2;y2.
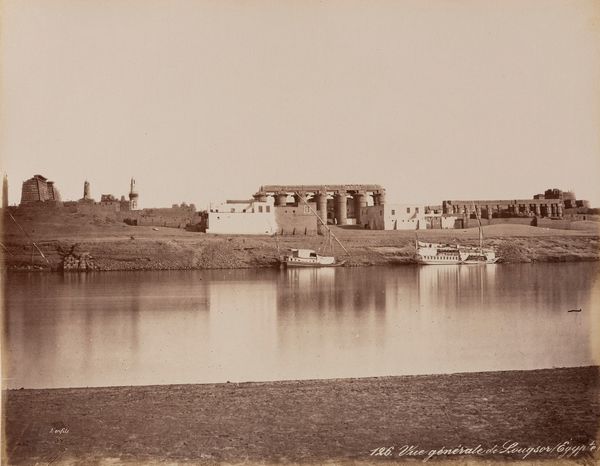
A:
361;204;426;230
207;199;277;235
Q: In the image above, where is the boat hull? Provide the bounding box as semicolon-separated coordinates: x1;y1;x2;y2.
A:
282;258;345;267
461;258;499;265
416;258;498;265
416;258;462;265
415;241;499;265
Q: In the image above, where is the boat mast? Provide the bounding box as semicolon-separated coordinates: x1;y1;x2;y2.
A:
472;202;483;253
295;192;350;256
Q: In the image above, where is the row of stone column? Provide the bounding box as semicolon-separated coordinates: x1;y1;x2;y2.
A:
254;190;386;227
447;203;563;218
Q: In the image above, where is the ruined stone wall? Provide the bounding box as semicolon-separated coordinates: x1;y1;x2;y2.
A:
274;204;318;235
536;217;599;229
135;214;192;228
452;217;597;229
47;182;61;202
120;206;201;229
563;213;600;222
361;205;385;230
455;218;535;229
536;218;575;230
60;201;199;229
13;201;63;215
425;215;457;229
76;202;120;219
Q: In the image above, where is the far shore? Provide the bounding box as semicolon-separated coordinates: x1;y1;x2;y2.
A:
2;210;599;272
4;366;599;465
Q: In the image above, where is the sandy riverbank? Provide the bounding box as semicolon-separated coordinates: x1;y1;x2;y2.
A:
3;366;599;464
2;209;599;271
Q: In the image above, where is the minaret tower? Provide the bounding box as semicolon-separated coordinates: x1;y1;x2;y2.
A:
2;174;8;208
83;180;91;201
129;177;139;210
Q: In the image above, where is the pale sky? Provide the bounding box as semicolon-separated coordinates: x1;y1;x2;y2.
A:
1;0;599;209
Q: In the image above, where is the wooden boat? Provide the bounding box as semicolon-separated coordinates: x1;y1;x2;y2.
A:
281;248;345;267
415;241;498;265
415;203;499;265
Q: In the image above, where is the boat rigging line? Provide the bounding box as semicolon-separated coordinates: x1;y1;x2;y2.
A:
7;211;50;264
294;192;350;256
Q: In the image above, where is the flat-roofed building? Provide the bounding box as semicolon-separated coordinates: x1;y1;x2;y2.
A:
360;204;426;230
207;199;276;235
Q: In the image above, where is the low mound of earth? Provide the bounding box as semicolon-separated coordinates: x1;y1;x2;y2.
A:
2;210;599;271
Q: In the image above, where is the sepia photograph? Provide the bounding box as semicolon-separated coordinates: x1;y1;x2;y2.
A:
1;0;599;464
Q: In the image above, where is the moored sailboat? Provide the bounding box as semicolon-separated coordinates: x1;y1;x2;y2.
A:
415;204;498;265
280;247;344;267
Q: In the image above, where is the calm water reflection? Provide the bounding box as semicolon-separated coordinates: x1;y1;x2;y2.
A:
3;263;599;389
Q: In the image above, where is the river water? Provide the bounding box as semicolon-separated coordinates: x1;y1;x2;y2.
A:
4;263;599;389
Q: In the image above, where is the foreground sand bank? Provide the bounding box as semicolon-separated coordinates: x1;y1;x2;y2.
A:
4;366;599;464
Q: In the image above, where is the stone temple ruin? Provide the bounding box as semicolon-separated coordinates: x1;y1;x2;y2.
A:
20;174;61;205
253;184;386;226
442;188;590;219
